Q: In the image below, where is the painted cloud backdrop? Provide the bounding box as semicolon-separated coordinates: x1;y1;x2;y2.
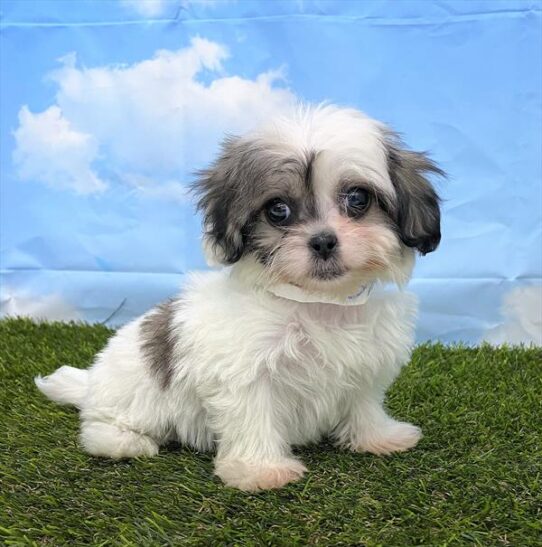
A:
1;0;541;344
14;37;295;197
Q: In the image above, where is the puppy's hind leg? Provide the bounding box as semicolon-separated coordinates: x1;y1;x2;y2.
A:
80;420;159;459
335;397;422;456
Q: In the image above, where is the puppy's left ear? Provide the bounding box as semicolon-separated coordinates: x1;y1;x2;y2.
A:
385;135;445;255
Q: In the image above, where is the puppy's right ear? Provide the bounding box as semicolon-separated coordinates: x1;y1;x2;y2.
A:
192;136;250;266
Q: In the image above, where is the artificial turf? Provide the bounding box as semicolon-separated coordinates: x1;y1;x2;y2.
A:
0;317;540;546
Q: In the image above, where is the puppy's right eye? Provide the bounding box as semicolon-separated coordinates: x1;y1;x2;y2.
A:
265;199;292;226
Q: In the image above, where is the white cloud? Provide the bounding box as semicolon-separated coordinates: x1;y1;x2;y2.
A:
120;0;172;17
0;287;81;322
13;106;106;195
482;286;542;346
13;37;296;197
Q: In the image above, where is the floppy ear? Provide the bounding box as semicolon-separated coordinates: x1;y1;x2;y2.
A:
385;135;444;255
192;136;257;265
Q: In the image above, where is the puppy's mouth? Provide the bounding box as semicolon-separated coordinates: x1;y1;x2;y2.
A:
310;260;345;281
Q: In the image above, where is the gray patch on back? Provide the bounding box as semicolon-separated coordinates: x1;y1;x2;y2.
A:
140;299;177;389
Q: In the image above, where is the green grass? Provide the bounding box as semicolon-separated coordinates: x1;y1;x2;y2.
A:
1;318;540;546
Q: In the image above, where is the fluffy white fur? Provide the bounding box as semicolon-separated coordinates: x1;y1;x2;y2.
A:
36;105;441;491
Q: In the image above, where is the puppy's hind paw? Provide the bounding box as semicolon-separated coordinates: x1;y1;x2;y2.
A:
353;421;422;456
215;458;307;492
80;421;159;459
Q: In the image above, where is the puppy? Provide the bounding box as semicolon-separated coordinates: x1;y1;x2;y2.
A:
36;104;443;491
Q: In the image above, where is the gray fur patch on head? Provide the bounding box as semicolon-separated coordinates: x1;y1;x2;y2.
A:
384;131;445;255
192;136;315;264
140;299;177;389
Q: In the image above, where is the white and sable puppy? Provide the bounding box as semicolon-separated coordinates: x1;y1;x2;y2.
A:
36;104;443;491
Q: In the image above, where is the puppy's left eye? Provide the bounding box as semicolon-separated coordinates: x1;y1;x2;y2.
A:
344;188;371;217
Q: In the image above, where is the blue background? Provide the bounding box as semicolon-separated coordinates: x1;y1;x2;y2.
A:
1;0;541;344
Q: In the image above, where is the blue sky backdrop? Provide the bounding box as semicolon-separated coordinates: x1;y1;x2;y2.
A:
1;0;541;344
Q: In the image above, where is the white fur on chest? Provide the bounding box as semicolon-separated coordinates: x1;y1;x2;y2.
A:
180;271;416;372
174;271;417;445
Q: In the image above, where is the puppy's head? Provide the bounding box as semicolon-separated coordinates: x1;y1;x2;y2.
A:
194;105;443;294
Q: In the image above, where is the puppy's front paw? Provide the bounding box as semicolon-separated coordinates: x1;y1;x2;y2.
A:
215;458;307;492
353;421;422;456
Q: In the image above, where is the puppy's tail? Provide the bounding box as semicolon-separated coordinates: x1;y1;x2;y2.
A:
35;366;89;408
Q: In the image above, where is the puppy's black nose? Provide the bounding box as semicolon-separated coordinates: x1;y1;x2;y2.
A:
309;232;338;260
